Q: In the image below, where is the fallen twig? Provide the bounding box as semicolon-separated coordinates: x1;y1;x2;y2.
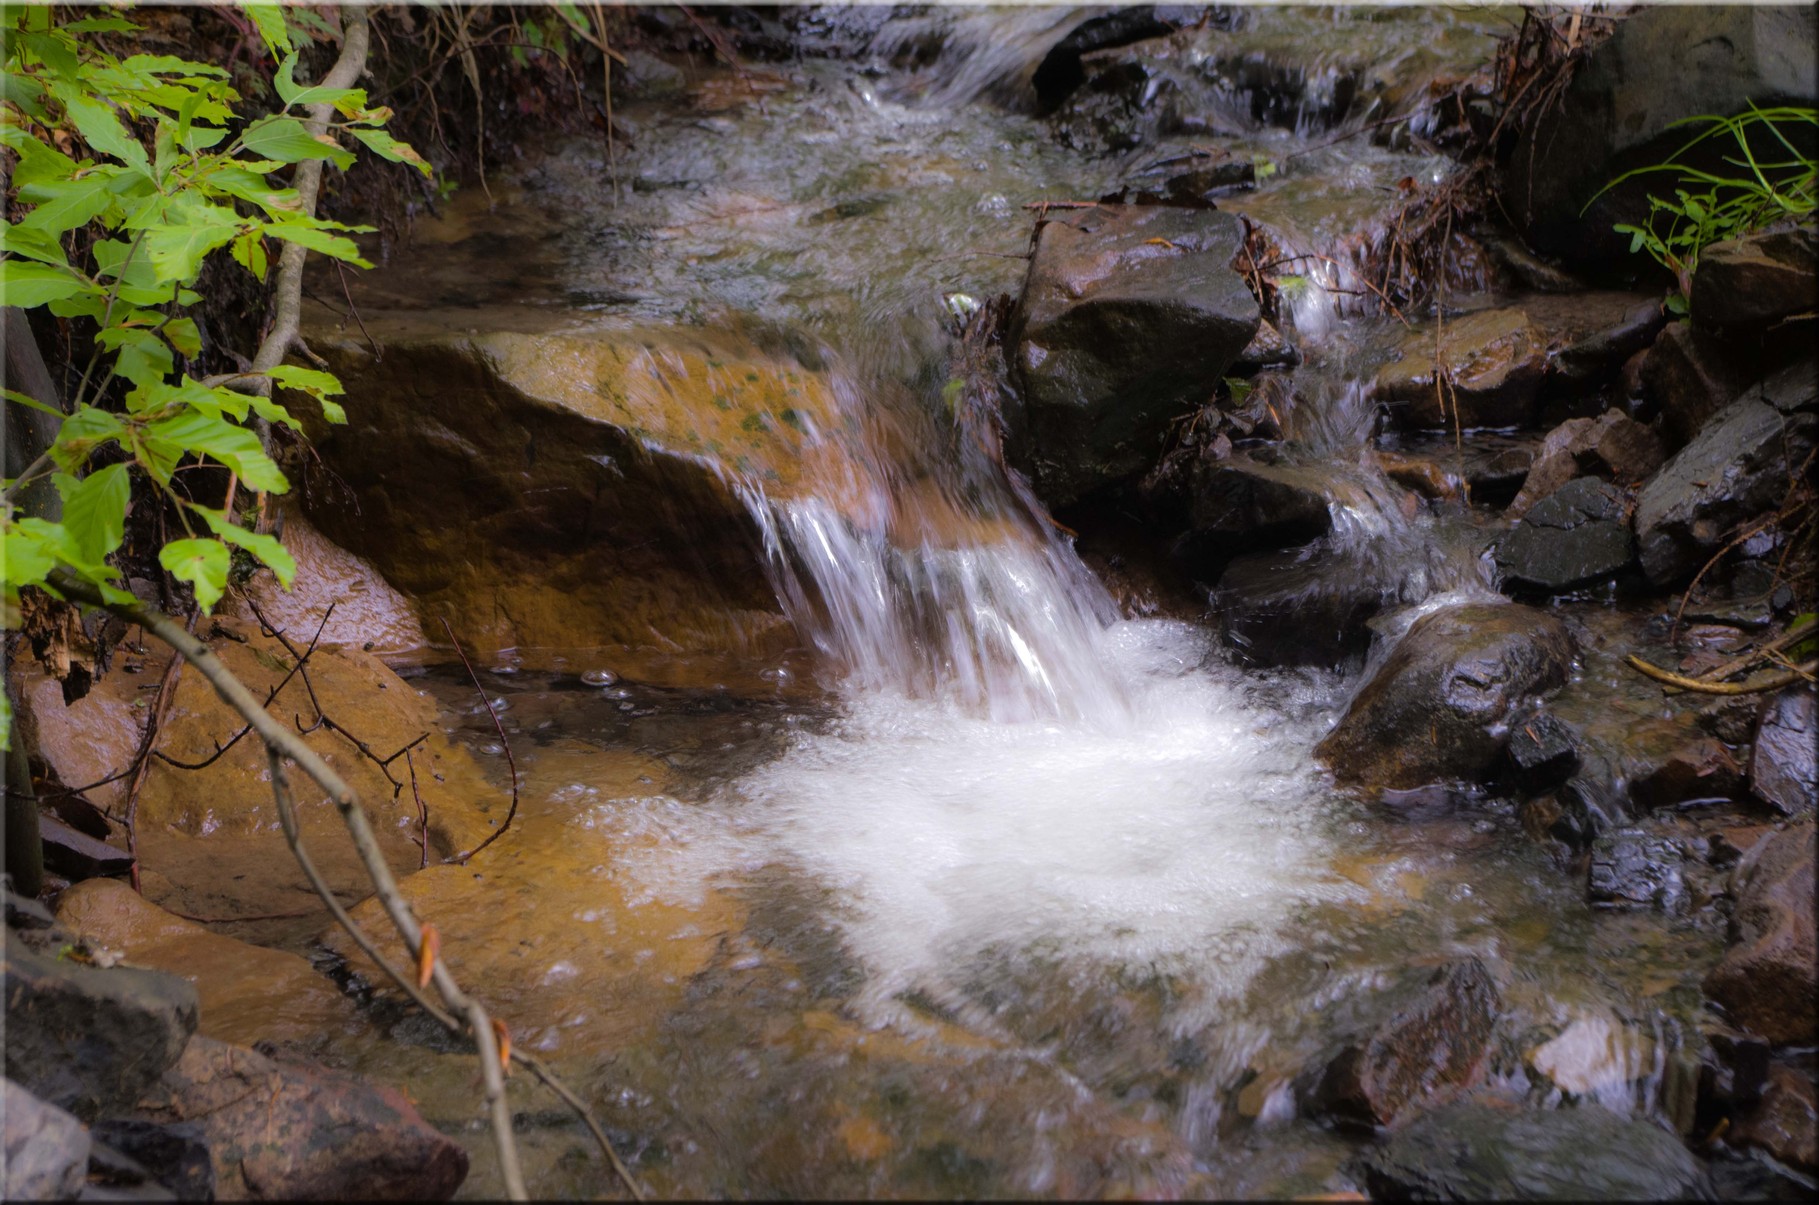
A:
441;617;519;863
1624;654;1817;695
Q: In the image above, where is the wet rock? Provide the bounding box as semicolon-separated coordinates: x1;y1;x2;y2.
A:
1317;603;1577;793
1641;322;1754;450
1213;545;1388;669
130;1035;467;1201
1374;449;1467;504
1633;372;1819;587
88;1119;215;1202
1374;308;1546;431
54;879;356;1049
1350;1100;1714;1200
1527;1014;1669;1107
3;930;198;1121
1506;410;1664;519
1731;1062;1818;1173
1505;709;1580;793
1548;297;1667;389
1009;204;1259;505
1588;827;1686;911
1169;454;1334;579
1749;687;1817;816
1704;819;1817;1047
299;319;828;678
1503;3;1819;277
1618;719;1744;811
1232;317;1297;370
1309;959;1500;1129
1691;225;1819;335
3;1078;90;1201
18;617;498;863
1031;6;1217;111
1493;477;1636;595
38;813;133;881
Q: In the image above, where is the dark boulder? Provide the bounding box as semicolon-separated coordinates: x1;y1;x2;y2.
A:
1308;959;1501;1130
1502;3;1819;279
1704;819;1816;1047
1749;687;1817;816
130;1036;469;1201
1493;477;1636;595
1548;297;1667;390
1506;409;1663;519
1374;308;1546;431
1350;1100;1714;1200
1031;6;1221;111
2;930;198;1121
1317;603;1577;793
1633;367;1818;587
1640;321;1754;450
1505;708;1580;793
2;1077;90;1201
1009;204;1259;505
1212;544;1389;669
1690;225;1819;335
89;1119;216;1202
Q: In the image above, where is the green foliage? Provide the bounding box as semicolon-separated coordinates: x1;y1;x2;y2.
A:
2;3;426;748
1596;104;1817;303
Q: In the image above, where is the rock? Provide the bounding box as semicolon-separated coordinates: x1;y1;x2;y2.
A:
1374;308;1546;431
1031;6;1216;111
221;506;426;663
1309;959;1500;1129
1505;709;1580;793
130;1036;468;1201
3;1077;91;1201
54;879;357;1049
1640;321;1754;449
1493;477;1636;595
3;930;198;1121
1506;410;1664;519
1704;819;1816;1046
37;813;133;881
1548;298;1667;389
1633;374;1818;587
1316;603;1577;793
1731;1062;1818;1172
1008;204;1259;505
1691;225;1819;335
1213;546;1387;669
88;1120;215;1202
1622;726;1744;810
1502;3;1819;276
1588;827;1686;911
1350;1100;1714;1200
1231;317;1297;369
1175;455;1333;576
16;615;498;873
298;317;832;681
1750;687;1817;816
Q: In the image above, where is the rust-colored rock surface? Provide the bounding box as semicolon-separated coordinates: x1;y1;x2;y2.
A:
1704;819;1816;1047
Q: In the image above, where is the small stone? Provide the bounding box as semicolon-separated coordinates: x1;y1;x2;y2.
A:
1588;827;1686;911
1749;687;1817;816
1505;709;1580;791
1640;320;1755;449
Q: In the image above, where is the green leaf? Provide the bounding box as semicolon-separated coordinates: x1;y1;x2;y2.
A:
54;463;130;566
273;54;363;110
1;126;79;190
46;81;151;177
0;222;71;267
143;410;290;493
246;392;303;431
96;326;175;389
240;115;354;169
347;126;431;176
229;230;269;281
262;221;371;267
165;317;202;359
140;221;241;283
49;406;126;471
4;388;64;416
241;3;293;58
15;173;118;234
1;261;88;308
2;517;63;595
62;16;141;34
194;505;297;587
159;537;230;611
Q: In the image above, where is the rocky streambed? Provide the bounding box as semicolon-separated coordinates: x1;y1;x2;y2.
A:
8;5;1816;1201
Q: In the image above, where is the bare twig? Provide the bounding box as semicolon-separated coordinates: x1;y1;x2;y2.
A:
441;617;519;863
1625;654;1817;695
117;612;200;892
155;604;335;771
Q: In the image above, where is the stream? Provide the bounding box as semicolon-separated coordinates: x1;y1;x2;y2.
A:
281;7;1799;1198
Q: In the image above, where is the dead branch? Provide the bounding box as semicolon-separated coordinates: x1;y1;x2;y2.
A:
155;604;336;771
1624;654;1817;695
441;617;519;863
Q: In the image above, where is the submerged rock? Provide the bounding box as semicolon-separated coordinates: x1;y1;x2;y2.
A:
1308;959;1501;1130
3;930;198;1121
1704;819;1817;1047
1317;603;1577;793
1213;545;1387;669
1493;477;1636;596
1374;308;1547;431
1749;687;1817;816
1350;1100;1714;1200
1633;367;1818;587
1588;827;1687;912
129;1036;468;1201
2;1078;91;1201
1008;204;1259;505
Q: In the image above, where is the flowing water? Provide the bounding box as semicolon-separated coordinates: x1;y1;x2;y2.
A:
309;8;1773;1197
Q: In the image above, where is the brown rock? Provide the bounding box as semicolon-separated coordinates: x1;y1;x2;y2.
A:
1705;819;1817;1046
1640;321;1753;449
1732;1062;1818;1172
1506;410;1664;519
1750;687;1817;816
55;879;357;1049
1311;959;1500;1129
132;1036;467;1201
1691;226;1819;335
1375;308;1547;430
1316;603;1577;792
1621;723;1744;810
